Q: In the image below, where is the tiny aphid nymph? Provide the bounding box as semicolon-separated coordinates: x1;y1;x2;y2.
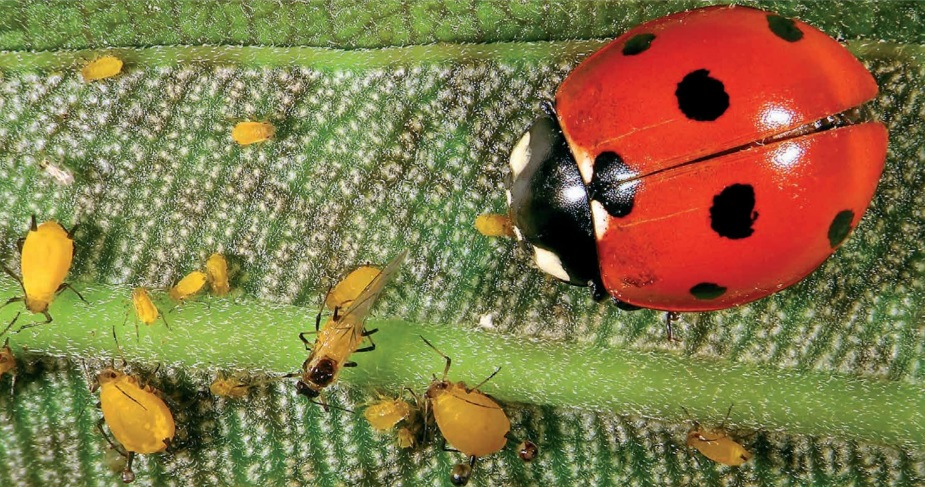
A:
2;216;81;325
205;253;231;296
232;121;275;145
363;390;422;449
169;270;207;302
295;251;407;403
684;405;752;467
81;55;124;82
127;287;169;338
210;372;252;399
474;213;515;238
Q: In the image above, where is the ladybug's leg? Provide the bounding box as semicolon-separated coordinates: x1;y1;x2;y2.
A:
665;312;682;342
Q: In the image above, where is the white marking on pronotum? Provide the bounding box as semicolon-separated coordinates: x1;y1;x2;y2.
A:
533;246;570;281
590;200;610;240
509;130;531;180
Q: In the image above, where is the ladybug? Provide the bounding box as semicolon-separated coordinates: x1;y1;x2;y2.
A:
507;5;887;312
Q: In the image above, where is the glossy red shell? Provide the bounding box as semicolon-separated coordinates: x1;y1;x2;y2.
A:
554;6;886;311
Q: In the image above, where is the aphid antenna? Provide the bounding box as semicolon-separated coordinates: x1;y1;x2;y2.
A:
719;403;735;430
680;405;699;429
468;366;502;393
419;335;452;381
111;325;129;369
310;397;354;414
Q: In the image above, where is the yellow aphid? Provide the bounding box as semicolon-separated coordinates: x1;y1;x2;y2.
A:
3;217;78;324
474;213;514;238
365;397;412;430
95;367;175;483
0;338;16;379
209;372;251;399
364;394;421;449
169;270;207;302
127;288;168;338
685;406;752;467
231;121;275;145
131;288;160;325
81;55;123;82
421;337;510;486
325;265;381;310
296;251;407;401
396;427;416;449
205;253;231;296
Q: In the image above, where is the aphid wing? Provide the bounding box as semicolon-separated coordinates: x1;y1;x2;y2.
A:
336;250;408;338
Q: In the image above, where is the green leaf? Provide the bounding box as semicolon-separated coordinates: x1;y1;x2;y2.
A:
0;1;924;486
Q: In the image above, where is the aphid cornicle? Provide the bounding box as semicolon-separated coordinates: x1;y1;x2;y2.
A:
168;270;207;303
295;251;407;402
93;364;176;483
204;253;231;296
2;216;81;324
421;336;511;486
81;55;123;82
231;121;275;145
684;405;752;467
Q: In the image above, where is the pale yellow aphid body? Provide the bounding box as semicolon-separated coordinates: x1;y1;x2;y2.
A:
209;372;251;399
231;121;275;145
131;288;159;326
97;368;175;455
81;55;123;82
20;220;75;315
364;397;413;431
474;213;515;238
205;253;231;296
169;270;207;302
429;380;510;458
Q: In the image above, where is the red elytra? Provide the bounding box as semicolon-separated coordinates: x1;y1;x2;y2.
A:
506;6;887;312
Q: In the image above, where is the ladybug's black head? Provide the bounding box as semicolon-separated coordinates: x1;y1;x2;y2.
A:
507;110;605;296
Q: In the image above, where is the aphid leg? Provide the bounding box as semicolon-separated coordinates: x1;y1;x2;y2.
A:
158;307;171;330
122;451;136;483
123;310;139;340
362;327;378;337
298;331;315;351
1;266;24;288
665;312;681;342
468;367;502;393
96;418;129;457
440;438;461;453
0;296;23;312
1;312;20;337
343;361;357;367
356;328;379;352
57;282;89;305
61;221;81;240
420;336;452;381
14;312;52;332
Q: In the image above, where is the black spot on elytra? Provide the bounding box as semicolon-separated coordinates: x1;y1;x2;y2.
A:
767;15;804;42
828;209;855;248
710;184;758;239
588;152;637;218
690;282;727;300
676;69;729;121
623;33;656;55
